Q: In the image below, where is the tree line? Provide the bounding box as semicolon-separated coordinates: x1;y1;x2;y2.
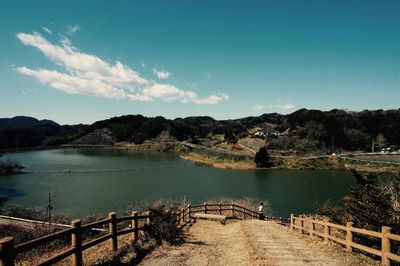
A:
1;109;400;152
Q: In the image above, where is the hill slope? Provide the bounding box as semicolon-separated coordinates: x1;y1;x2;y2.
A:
0;116;59;129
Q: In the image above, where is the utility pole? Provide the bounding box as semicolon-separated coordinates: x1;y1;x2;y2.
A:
372;139;375;153
45;190;53;226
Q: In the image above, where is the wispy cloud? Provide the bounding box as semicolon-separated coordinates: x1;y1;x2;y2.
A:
42;27;52;35
206;72;212;79
15;32;229;105
153;68;171;80
252;104;265;111
252;102;295;112
67;24;80;36
276;103;295;110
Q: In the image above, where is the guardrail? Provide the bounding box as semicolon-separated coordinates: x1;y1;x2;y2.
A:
0;211;151;266
290;214;399;266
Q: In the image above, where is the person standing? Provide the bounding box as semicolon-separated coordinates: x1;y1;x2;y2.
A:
258;202;264;220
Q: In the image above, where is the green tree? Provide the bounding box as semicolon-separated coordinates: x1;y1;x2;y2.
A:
316;170;400;234
254;147;273;168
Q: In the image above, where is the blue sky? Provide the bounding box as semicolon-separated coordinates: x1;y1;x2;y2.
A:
1;0;400;124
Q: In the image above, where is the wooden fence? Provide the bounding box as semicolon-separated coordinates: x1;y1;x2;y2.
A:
175;202;288;225
0;211;151;266
0;202;270;266
290;214;400;266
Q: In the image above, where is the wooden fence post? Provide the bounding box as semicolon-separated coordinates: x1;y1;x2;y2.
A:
323;218;330;243
71;219;82;266
203;202;207;214
109;212;118;252
219;202;222;215
310;217;315;237
145;211;150;225
188;204;191;219
290;214;294;231
243;206;246;220
172;211;176;224
0;237;14;266
300;215;304;235
132;211;138;241
346;222;354;252
382;226;391;266
231;203;235;218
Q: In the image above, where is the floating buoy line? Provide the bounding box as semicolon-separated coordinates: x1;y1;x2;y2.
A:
22;162;189;174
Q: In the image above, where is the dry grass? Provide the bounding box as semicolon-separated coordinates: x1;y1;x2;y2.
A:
180;152;255;170
342;163;400;174
5;203;184;266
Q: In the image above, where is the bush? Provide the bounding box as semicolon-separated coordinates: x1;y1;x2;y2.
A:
127;199;185;245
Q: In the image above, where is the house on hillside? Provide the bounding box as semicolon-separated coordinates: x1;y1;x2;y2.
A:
254;129;282;138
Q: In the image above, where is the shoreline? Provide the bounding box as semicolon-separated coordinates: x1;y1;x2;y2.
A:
2;144;400;174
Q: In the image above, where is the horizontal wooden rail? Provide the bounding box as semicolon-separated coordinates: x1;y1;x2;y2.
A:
290;214;400;266
116;214;150;223
0;210;152;266
38;247;76;266
175;202;287;226
327;222;347;231
15;227;75;253
387;233;400;242
0;202;284;266
80;218;111;230
81;234;112;251
350;241;382;257
350;226;383;238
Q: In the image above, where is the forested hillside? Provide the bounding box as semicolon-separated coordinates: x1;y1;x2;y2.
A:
1;109;400;152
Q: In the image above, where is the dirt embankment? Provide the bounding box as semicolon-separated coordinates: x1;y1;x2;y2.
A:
180;152;341;171
180;152;256;170
70;128;115;146
116;141;179;152
275;156;341;170
181;151;400;174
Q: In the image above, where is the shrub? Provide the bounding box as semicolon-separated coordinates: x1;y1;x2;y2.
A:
127;199;185;245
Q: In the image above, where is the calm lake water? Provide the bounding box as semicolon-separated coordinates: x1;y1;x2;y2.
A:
0;148;353;218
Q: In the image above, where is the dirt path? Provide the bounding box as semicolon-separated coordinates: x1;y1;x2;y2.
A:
241;220;377;265
140;219;378;266
140;219;251;265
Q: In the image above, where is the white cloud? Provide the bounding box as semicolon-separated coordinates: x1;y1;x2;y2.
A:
252;102;295;112
15;32;228;105
252;104;265;111
17;66;128;99
192;93;229;104
42;27;52;35
276;103;295;110
67;24;80;35
153;68;171;80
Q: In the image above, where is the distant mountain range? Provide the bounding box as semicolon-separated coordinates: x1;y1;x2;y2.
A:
1;109;400;152
0;116;59;129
